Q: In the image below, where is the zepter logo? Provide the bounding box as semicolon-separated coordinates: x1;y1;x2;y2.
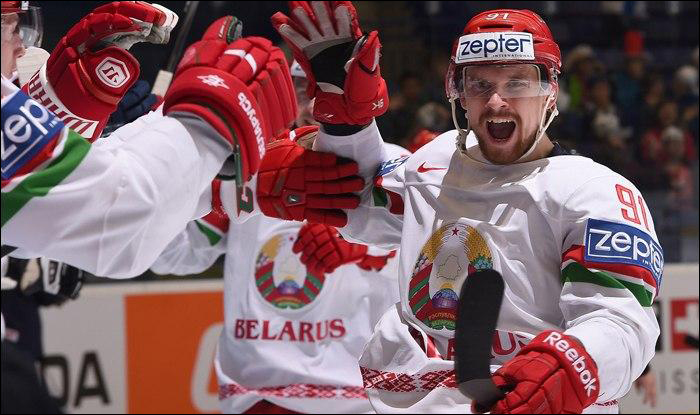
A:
255;231;326;310
2;89;64;180
95;57;130;88
409;221;493;332
584;218;664;288
455;32;535;64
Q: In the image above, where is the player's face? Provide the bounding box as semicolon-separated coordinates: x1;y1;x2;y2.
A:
294;77;319;127
462;64;554;164
1;13;25;78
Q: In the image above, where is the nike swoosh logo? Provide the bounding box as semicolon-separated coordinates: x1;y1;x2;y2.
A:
417;162;447;173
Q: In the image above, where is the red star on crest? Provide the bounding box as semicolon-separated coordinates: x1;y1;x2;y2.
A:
452;228;459;236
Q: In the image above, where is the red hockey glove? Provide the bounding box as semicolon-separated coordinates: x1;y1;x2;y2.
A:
293;222;367;276
357;250;395;272
204;178;231;230
256;126;364;227
164;16;297;182
272;1;388;125
23;2;178;140
482;330;600;414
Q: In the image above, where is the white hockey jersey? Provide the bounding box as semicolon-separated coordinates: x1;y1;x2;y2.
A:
2;79;229;277
312;122;662;414
151;144;407;413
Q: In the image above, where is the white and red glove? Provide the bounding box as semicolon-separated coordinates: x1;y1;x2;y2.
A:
164;17;297;182
23;2;178;141
256;126;364;227
272;1;388;125
481;330;600;414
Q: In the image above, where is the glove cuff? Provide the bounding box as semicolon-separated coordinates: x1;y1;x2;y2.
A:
164;66;266;179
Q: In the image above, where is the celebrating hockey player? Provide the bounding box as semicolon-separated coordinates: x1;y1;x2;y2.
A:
258;2;663;413
151;58;403;413
2;5;297;277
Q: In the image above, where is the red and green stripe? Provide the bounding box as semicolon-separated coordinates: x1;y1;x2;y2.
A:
2;130;91;227
194;217;226;246
561;245;655;307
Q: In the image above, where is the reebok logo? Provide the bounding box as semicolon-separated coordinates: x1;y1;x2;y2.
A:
237;93;265;156
455;32;534;64
417;162;446;173
544;332;598;397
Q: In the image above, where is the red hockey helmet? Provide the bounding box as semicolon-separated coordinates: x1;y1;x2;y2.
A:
446;9;561;102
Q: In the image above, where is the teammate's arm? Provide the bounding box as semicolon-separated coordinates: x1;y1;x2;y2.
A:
558;175;660;401
3;17;297;277
256;124;407;249
150;194;229;276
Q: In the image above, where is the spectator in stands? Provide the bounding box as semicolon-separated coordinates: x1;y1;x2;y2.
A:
639;74;666;134
425;51;452;105
582;77;629;151
641;101;697;168
415;102;451;135
589;113;642;184
562;45;602;112
615;55;647;128
672;65;699;143
662;126;695;210
377;71;426;144
397;101;451;150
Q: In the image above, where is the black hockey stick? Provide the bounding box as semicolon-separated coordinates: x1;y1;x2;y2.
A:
454;269;506;410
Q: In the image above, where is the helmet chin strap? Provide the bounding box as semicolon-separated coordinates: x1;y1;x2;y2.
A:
450;93;559;164
515;92;558;163
450;97;471;155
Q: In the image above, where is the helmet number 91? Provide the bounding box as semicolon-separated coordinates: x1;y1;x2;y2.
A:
485;12;510;20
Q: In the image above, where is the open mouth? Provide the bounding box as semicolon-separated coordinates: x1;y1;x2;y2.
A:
486;119;516;141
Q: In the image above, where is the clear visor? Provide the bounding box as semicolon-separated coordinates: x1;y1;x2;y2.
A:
1;6;42;48
461;63;552;99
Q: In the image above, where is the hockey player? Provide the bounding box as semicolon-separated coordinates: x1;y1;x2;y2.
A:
257;2;663;413
151;61;403;414
0;1;35;79
2;7;297;277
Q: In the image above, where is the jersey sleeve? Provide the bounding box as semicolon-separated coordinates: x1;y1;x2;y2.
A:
2;87;230;277
556;173;662;402
312;121;407;250
150;209;228;276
